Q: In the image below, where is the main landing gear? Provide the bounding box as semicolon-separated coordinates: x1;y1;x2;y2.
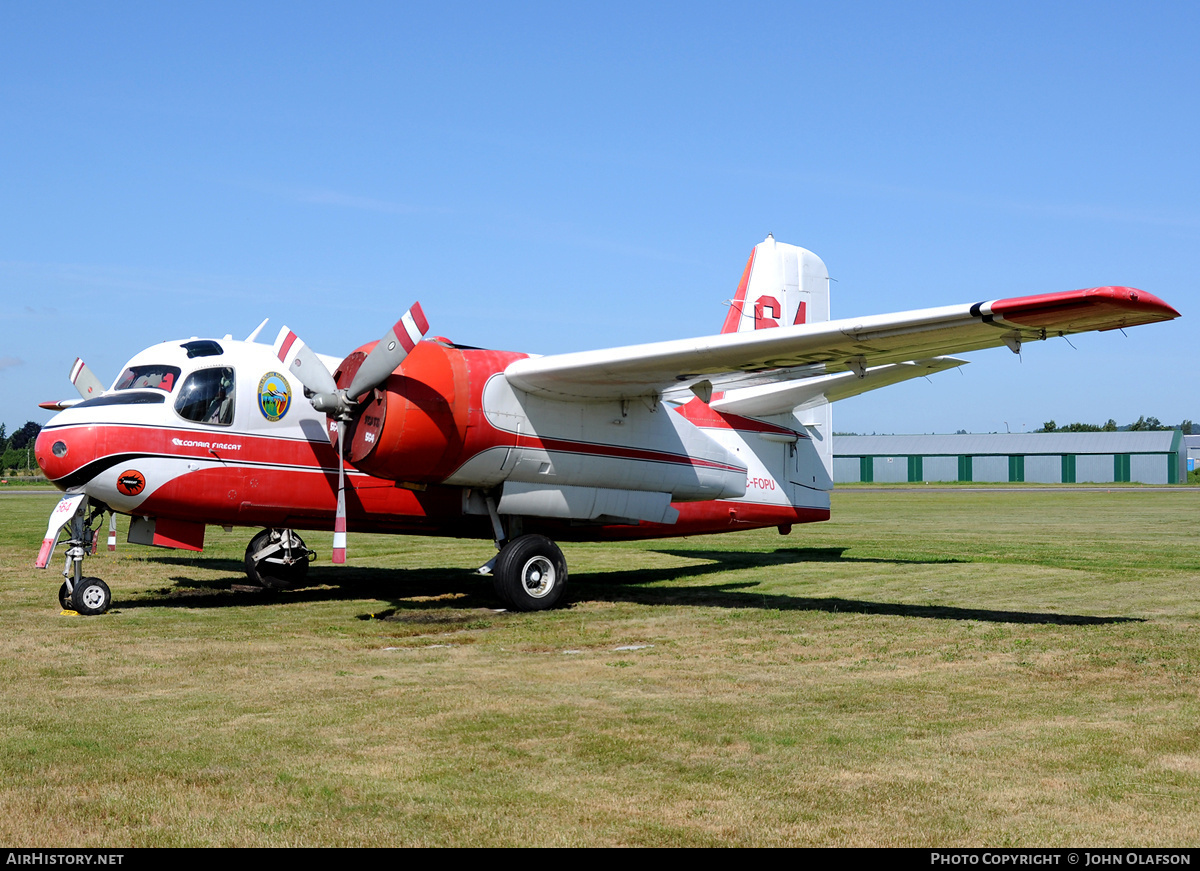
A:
244;529;315;590
477;497;568;610
491;534;568;611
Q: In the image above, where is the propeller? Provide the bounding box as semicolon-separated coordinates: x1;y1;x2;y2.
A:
70;358;106;399
273;302;429;564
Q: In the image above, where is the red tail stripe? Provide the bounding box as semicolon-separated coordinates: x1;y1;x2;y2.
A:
721;249;756;334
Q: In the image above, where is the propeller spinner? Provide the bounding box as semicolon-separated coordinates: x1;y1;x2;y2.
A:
273;302;429;563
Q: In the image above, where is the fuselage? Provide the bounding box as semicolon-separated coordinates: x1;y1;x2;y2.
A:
35;335;831;549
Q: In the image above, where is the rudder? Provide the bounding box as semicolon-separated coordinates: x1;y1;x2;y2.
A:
721;235;830;334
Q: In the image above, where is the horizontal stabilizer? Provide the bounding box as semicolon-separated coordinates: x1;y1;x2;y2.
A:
710;357;967;417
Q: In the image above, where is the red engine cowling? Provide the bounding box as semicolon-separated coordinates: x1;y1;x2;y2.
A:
333;340;472;484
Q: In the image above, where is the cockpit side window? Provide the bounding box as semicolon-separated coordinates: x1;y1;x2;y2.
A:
174;368;236;426
114;365;181;392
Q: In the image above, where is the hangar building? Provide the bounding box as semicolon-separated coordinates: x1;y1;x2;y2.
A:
833;432;1186;484
1184;435;1200;472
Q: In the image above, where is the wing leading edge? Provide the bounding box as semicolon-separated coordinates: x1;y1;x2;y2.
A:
504;286;1179;401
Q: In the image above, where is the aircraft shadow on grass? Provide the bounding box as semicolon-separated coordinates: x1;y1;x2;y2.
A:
116;547;1140;627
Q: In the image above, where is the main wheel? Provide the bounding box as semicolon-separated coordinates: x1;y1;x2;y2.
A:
492;534;568;611
58;582;71;610
71;577;111;615
244;529;309;590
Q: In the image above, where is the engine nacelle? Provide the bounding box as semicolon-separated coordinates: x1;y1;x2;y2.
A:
335;340;471;484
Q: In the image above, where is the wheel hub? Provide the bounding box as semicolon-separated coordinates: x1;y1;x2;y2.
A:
521;556;556;598
80;585;106;610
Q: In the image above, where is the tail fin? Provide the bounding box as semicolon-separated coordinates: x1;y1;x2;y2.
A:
719;236;834;489
721;235;830;334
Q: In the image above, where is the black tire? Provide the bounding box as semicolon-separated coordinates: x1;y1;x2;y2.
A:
58;582;71;610
244;529;309;590
492;535;568;611
71;577;111;616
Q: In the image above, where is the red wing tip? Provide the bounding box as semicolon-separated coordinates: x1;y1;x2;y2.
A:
1086;286;1180;318
991;286;1180;323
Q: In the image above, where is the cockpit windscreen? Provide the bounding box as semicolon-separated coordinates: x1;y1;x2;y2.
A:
114;365;181;392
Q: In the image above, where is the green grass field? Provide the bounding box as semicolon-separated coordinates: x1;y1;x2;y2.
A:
1;489;1198;846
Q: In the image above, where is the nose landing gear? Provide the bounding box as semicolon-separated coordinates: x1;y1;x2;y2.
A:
38;494;114;615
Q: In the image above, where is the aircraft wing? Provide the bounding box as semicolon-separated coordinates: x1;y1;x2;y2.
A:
503;286;1179;401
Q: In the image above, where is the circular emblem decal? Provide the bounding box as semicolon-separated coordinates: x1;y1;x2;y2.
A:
258;371;292;422
116;470;146;497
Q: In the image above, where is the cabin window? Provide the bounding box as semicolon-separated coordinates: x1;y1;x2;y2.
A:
174;367;236;426
114;365;181;392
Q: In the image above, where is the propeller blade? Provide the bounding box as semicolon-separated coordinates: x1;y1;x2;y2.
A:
276;305;430;565
332;421;347;564
245;317;270;343
107;513;117;552
273;326;339;397
343;302;429;401
69;358;106;399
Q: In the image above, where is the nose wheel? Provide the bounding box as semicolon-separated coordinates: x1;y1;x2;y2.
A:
69;577;112;615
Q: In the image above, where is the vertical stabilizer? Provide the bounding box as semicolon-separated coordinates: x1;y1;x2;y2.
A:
721;235;830;334
718;237;834;490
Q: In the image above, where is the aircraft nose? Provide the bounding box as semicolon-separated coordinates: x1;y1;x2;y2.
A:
35;424;100;488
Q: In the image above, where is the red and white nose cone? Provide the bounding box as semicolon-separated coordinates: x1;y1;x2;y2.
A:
36;425;100;486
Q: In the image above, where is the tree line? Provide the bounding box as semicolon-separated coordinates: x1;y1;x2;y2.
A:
1;421;43;475
1036;416;1193;434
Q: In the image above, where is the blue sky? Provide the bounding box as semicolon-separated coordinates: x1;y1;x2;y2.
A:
3;2;1197;435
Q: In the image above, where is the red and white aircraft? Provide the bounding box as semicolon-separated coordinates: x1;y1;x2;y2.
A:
33;237;1179;615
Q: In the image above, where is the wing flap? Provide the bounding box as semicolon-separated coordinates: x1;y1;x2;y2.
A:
709;357;967;417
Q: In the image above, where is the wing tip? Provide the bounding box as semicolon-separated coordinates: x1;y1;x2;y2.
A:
989;286;1180;329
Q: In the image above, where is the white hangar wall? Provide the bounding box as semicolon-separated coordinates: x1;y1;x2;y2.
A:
834;432;1186;485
